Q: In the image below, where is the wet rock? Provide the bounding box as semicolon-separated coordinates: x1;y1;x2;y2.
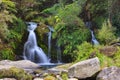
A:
96;66;120;80
68;57;100;79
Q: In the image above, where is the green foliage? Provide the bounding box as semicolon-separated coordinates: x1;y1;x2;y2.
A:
0;48;15;60
0;22;9;40
113;47;120;67
96;51;114;68
113;14;120;36
0;0;119;66
2;0;17;13
52;0;90;58
92;16;105;28
7;30;22;42
0;0;16;40
89;0;108;16
111;0;120;36
75;42;114;67
75;42;93;61
42;4;60;15
0;67;33;80
61;72;68;80
44;75;56;80
13;18;26;34
97;19;116;45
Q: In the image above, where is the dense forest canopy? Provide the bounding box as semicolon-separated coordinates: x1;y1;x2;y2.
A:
0;0;120;66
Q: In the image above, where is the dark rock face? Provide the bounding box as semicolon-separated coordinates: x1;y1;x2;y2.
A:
68;57;100;79
96;66;120;80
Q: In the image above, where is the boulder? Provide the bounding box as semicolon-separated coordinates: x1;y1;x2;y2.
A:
0;65;14;70
96;66;120;80
0;78;16;80
48;68;68;75
33;78;43;80
0;60;39;69
68;78;78;80
99;46;117;57
0;67;33;80
68;57;100;79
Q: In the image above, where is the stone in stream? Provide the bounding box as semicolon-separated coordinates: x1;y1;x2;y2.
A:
68;57;100;79
96;66;120;80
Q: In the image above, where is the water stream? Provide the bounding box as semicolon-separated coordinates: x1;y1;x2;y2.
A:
85;21;99;45
90;30;99;45
47;26;54;61
23;22;49;63
23;22;62;67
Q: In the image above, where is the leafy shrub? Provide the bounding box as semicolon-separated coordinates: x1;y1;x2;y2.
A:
13;18;26;34
61;72;68;80
96;50;114;68
74;42;93;61
44;75;56;80
52;0;90;60
42;4;60;15
97;19;116;45
0;0;16;40
74;42;114;68
113;47;120;67
0;23;10;40
0;48;15;60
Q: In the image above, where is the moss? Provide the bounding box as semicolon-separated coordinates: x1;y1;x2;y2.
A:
0;67;33;80
61;72;68;80
44;75;56;80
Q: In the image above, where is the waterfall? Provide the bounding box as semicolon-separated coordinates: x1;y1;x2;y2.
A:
56;45;62;63
90;30;99;45
47;26;54;61
23;22;49;63
85;21;99;45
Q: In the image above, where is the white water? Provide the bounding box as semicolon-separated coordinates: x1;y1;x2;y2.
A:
85;21;99;45
90;30;99;45
23;22;49;63
47;26;54;61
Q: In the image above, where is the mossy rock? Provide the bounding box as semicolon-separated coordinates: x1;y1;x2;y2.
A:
44;75;56;80
61;72;68;80
0;67;33;80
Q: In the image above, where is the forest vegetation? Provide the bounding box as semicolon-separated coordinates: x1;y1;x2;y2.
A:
0;0;120;67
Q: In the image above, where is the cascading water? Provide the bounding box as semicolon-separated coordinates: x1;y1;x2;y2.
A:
56;45;62;63
47;26;54;61
23;22;49;64
85;21;99;45
90;30;99;45
47;26;62;63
